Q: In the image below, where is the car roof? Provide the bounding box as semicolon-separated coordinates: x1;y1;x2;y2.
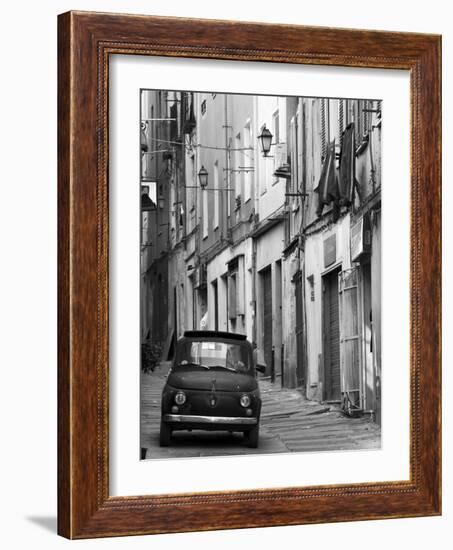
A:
182;330;247;342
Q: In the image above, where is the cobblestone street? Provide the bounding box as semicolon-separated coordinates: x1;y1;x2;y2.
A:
141;363;381;459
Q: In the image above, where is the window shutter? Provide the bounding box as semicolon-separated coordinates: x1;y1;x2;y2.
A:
363;100;370;136
228;273;237;319
320;99;327;161
236;256;245;316
297;106;304;194
290;116;298;193
170;102;178;141
243;123;253;203
376;99;382;119
338;100;345;148
353;101;363;146
338;267;362;413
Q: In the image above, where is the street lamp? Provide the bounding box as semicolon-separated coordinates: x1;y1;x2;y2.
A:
198;165;208;189
257;124;273;157
185;165;234;191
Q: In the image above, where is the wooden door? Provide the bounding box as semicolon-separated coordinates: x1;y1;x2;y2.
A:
323;268;341;401
262;267;273;376
295;273;306;387
212;280;219;331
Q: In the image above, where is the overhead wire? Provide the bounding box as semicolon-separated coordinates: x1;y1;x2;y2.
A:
148;135;254;153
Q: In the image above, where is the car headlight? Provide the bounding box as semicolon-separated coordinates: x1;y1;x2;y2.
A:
240;394;251;408
174;391;186;405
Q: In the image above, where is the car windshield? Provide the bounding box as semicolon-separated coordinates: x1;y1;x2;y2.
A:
175;340;251;373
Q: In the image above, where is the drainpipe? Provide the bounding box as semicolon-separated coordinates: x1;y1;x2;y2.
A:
251;94;258;348
224;94;230;241
300;99;309;396
368;127;376;194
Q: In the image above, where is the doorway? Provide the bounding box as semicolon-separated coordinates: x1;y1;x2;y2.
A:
261;266;273;376
322;267;341;401
295;272;306;388
212;279;219;331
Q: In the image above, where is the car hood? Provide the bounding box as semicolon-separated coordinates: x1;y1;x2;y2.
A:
167;368;258;392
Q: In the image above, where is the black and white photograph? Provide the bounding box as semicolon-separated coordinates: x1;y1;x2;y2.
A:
140;89;382;459
0;0;447;545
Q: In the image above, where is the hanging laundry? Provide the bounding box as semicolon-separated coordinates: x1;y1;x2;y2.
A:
338;122;356;206
315;139;338;216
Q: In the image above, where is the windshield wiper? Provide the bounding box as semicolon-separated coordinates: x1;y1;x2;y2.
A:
209;365;237;372
177;361;210;369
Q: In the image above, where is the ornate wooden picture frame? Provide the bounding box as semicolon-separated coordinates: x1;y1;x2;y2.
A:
58;11;441;539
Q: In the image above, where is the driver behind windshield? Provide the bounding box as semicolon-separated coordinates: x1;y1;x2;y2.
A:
226;344;247;372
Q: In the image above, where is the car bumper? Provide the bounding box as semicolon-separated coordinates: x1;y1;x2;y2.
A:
163;414;258;426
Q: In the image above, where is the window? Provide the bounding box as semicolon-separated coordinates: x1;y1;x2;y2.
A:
338;99;345;148
221;274;229;328
243;121;253;202
227;256;245;321
290;115;298;194
176;340;250;372
272;109;280;144
185;154;196;232
228;273;237;319
353;99;371;146
213;160;219;229
259;124;268;195
376;99;382;119
212;279;219;331
307;275;315;302
363;100;370;137
234;133;242;205
169;101;178;141
272;109;282;184
320;99;328;161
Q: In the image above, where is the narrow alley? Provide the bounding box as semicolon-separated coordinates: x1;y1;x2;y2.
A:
141;363;380;460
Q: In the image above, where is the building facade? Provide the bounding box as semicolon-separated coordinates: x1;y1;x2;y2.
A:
301;97;382;423
140;90;382;424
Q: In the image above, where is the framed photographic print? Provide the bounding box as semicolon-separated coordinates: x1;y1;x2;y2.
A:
58;11;441;539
